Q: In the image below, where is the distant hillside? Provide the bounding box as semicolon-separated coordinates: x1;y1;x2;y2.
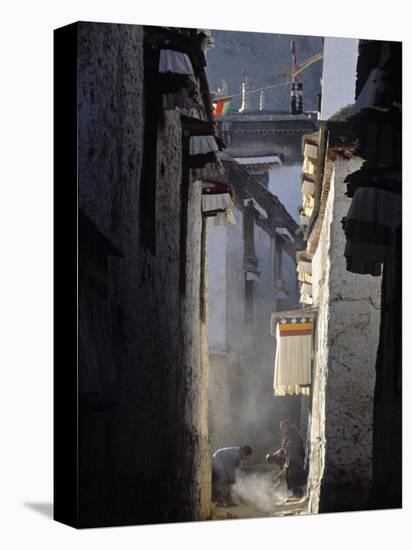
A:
205;29;324;112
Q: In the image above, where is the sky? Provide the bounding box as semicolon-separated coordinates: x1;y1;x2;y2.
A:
206;30;323;112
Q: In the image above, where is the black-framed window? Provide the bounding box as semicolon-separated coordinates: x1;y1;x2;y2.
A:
243;209;256;265
244;277;254;324
274;234;284;289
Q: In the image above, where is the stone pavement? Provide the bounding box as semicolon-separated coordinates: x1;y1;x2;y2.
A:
211;496;309;521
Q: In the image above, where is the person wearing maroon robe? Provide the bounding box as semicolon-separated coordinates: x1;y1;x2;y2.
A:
279;420;306;498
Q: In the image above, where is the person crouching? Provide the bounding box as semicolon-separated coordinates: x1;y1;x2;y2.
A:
212;445;252;506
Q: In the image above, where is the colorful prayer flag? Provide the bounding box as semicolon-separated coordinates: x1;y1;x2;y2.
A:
213;96;232;117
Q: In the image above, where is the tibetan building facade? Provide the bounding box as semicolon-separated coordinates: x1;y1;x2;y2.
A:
289;37;402;514
57;22;232;528
300;128;381;513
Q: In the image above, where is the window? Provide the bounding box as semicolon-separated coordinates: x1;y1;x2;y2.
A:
274;234;284;290
243;208;257;269
244;277;254;324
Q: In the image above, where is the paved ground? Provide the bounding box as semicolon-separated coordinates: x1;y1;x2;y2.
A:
210;462;309;521
211;496;309;521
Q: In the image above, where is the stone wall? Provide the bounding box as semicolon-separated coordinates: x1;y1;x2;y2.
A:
77;22;210;526
307;157;381;513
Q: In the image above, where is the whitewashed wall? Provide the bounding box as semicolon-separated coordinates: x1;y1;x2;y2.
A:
207;220;230;353
268;164;302;222
307;157;381;513
207;206;300;456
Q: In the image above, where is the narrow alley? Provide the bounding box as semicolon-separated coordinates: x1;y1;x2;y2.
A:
54;22;402;528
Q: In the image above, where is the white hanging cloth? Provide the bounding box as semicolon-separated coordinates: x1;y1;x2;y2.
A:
189;135;219;156
273;318;313;396
303;194;315;212
303;157;316;176
300;293;313;305
202;193;233;212
298;272;312;284
159;49;194;75
297;260;312;275
301;179;315;195
304;143;318;159
300;282;312;295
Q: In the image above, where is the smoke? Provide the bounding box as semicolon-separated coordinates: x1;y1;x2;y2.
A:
231;469;288;513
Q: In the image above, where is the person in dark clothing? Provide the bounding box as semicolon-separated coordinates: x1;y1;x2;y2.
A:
212;445;252;506
279;420;306;498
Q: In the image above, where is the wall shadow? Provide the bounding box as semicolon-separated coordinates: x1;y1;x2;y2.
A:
24;502;53;519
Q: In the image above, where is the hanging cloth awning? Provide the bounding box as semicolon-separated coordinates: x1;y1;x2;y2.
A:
201;181;235;198
190;135;219;156
297;257;313;284
202;193;233;212
300;281;313;305
303;156;316;176
303;193;315;211
342;186;401;276
186;136;220;171
297;259;312;275
300;294;313;305
300;282;312;295
298;271;312;284
159;49;194;75
304;142;318;160
158;51;198;102
271;308;317;335
301;178;315;195
273;317;314;397
345;187;401;228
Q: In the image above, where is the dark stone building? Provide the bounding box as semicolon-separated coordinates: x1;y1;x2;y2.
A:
55;22;219;528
